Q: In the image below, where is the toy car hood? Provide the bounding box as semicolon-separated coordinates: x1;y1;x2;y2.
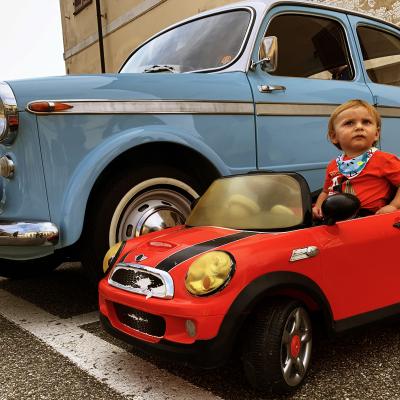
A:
115;225;260;271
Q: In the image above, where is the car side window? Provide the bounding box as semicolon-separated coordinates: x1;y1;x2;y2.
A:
265;14;354;80
357;26;400;86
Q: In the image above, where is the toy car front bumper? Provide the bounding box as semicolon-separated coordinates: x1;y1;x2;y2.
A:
100;312;233;368
99;279;238;367
0;221;59;246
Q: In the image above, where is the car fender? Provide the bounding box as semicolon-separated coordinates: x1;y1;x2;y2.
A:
216;271;333;350
58;127;229;247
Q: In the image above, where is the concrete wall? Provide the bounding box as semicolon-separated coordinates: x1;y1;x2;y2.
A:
59;0;400;74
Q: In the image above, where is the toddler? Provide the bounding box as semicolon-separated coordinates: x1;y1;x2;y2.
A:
313;99;400;219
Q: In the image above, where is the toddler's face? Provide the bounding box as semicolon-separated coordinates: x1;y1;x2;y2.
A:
331;106;380;157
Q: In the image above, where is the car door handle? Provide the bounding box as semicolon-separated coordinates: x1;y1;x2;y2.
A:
393;221;400;228
258;84;286;93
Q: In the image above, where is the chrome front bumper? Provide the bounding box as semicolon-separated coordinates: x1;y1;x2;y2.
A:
0;221;59;246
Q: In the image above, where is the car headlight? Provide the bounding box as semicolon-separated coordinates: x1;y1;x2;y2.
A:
185;251;235;296
0;82;18;145
103;241;126;274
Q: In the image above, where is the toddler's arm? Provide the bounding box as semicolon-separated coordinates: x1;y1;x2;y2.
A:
376;187;400;215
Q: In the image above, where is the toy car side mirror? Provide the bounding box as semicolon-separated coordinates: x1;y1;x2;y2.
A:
321;193;360;225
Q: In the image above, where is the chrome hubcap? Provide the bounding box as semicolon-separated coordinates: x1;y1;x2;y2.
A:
281;307;312;387
116;188;193;241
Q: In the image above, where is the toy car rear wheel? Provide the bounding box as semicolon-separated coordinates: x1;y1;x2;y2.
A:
81;165;202;283
242;299;312;394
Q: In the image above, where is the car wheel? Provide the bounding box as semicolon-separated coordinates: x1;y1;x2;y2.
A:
242;299;312;394
0;254;62;279
82;165;202;282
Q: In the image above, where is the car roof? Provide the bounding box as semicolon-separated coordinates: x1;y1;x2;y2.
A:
208;0;400;31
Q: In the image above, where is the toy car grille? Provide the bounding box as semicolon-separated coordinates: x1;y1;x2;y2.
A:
112;268;163;288
109;264;174;299
114;303;166;337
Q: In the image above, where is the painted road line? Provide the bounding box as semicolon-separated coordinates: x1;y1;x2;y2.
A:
69;310;100;325
0;289;221;400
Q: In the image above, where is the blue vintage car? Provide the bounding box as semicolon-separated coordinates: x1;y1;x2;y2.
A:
1;0;400;280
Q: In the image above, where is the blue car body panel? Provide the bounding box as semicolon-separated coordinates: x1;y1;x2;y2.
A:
1;0;400;260
4;73;256;249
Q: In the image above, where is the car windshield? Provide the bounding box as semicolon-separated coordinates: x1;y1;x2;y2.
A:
121;10;251;73
186;174;306;230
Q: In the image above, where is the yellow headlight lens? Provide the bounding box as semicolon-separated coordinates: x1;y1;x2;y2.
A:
185;251;234;296
102;241;125;274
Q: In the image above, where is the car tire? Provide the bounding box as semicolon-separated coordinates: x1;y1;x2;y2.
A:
81;165;202;283
242;299;312;394
0;254;62;279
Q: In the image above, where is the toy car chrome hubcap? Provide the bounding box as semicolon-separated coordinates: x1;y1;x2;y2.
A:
281;307;312;386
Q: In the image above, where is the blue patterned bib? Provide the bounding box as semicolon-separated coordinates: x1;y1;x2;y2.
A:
336;147;377;179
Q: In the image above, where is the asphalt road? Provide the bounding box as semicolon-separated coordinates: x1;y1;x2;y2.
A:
0;263;400;400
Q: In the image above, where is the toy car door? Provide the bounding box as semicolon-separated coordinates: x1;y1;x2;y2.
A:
315;212;400;328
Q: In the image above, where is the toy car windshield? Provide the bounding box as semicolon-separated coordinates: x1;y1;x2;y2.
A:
186;173;306;230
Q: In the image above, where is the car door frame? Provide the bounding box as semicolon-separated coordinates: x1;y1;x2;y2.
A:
347;14;400;154
246;3;374;191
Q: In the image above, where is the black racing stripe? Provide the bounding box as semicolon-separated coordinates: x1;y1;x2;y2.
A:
156;231;258;272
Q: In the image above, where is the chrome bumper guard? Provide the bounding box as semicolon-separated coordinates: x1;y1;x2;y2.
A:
0;221;59;246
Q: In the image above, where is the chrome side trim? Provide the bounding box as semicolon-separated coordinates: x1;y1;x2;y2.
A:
109;263;174;299
0;82;19;145
377;106;400;118
0;221;59;246
27;100;400;118
256;103;338;116
27;100;254;115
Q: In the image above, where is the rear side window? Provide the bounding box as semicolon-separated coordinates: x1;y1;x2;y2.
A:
265;14;354;80
357;26;400;86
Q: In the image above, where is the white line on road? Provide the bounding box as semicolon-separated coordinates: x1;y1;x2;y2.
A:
0;289;221;400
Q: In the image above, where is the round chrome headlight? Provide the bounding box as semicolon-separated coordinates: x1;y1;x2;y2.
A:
103;241;126;274
185;251;235;296
0;82;18;145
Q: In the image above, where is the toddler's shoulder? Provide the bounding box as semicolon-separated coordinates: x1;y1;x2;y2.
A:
375;150;400;162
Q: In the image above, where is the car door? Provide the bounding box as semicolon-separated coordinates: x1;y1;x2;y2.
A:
348;15;400;156
314;212;400;327
247;4;374;191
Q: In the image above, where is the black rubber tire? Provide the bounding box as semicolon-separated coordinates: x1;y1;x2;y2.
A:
81;165;203;283
242;299;312;394
0;254;62;279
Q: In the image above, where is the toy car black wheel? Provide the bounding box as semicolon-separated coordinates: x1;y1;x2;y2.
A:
82;165;202;283
242;299;312;394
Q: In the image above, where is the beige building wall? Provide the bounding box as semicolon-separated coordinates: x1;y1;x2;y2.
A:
60;0;400;74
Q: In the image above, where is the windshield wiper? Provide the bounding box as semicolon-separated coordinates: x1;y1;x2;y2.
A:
143;65;177;73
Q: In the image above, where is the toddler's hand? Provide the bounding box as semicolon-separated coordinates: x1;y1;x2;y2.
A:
375;204;398;215
312;205;323;219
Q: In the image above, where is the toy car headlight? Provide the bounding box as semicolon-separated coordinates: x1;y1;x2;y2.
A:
103;241;126;274
185;251;235;296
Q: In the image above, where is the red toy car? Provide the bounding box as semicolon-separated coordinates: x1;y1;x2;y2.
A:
99;172;400;393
